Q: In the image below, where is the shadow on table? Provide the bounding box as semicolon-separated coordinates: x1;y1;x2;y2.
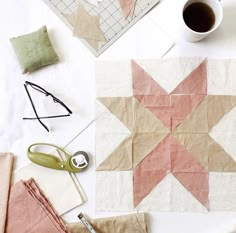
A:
204;6;236;44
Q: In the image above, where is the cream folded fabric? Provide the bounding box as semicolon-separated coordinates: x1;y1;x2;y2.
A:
6;178;70;233
0;153;14;233
67;213;148;233
13;161;86;215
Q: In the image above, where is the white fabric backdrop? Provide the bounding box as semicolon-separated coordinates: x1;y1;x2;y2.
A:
1;0;236;232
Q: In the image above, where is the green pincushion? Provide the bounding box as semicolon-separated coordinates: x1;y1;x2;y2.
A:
10;26;59;74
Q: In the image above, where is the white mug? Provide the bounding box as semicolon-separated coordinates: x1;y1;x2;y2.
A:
181;0;223;42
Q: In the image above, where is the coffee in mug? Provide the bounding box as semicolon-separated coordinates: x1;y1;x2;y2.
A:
180;0;223;42
183;2;215;32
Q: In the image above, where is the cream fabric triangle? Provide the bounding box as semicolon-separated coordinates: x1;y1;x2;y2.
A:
208;135;236;172
98;97;134;131
96;133;130;168
133;133;168;168
209;106;236;162
208;95;236;130
96;100;131;134
96;136;133;171
135;173;171;211
135;58;205;93
170;174;208;212
133;97;169;133
173;133;208;170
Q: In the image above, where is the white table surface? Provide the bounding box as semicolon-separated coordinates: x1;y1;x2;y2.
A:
1;0;236;232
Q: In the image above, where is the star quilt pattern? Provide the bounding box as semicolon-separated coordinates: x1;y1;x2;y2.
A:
95;58;236;212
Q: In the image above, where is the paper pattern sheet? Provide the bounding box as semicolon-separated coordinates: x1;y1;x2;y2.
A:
96;58;236;212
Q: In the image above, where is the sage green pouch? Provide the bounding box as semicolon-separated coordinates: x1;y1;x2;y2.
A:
10;26;59;74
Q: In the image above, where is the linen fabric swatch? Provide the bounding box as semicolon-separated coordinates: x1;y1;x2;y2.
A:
5;178;70;233
65;5;107;50
0;153;14;233
67;213;148;233
118;0;137;18
95;58;236;212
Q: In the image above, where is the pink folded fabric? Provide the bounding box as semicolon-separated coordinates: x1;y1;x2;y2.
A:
5;178;70;233
0;153;14;233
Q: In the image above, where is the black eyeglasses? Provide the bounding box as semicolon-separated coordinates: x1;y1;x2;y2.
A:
23;81;73;132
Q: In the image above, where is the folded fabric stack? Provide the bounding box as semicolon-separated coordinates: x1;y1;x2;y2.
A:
0;153;70;233
0;153;13;233
0;153;149;233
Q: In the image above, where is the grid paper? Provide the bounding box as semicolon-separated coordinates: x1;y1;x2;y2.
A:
43;0;160;56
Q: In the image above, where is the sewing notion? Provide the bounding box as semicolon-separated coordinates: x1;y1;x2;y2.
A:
78;213;96;233
27;143;89;173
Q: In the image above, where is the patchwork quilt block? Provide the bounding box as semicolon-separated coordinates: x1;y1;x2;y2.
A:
95;58;236;212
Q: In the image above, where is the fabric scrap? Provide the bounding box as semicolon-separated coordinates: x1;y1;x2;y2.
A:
97;136;133;171
133;134;171;207
98;97;134;131
13;162;86;215
171;60;207;95
67;213;148;233
0;153;14;233
97;133;167;171
173;133;208;170
98;97;168;133
170;173;208;212
6;179;70;233
172;172;209;209
132;60;168;96
132;60;207;130
133;134;209;207
209;106;236;162
174;96;208;133
97;96;169;171
96;171;133;210
170;135;206;173
209;173;236;211
118;0;137;18
132;60;170;129
171;95;205;130
207;95;236;130
73;5;107;50
132;133;168;168
208;136;236;172
135;95;171;130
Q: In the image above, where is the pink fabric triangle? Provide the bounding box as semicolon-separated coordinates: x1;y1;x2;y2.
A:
170;135;206;172
135;95;171;130
119;0;137;18
133;134;171;207
132;60;168;96
171;60;207;95
132;60;171;129
171;95;206;130
173;172;209;209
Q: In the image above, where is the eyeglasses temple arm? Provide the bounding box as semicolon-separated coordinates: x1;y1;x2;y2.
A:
23;114;71;120
23;84;49;132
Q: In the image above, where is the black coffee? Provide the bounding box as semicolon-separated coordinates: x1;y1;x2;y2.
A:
183;2;215;33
